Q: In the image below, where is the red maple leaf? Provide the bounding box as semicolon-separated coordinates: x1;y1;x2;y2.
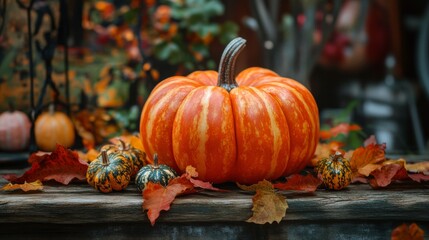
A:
274;173;322;192
3;145;88;185
369;163;404;188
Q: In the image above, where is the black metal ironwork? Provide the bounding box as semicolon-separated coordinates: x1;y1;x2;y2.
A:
0;0;6;34
16;0;70;152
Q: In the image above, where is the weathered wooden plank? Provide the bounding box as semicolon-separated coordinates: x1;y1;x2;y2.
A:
1;221;428;240
1;168;428;224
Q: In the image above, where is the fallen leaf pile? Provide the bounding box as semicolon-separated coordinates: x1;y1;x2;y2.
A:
1;124;428;227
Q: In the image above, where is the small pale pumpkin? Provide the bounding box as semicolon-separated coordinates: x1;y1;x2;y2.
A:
135;153;177;191
0;109;31;151
317;151;352;190
87;150;132;193
100;139;147;177
35;104;75;151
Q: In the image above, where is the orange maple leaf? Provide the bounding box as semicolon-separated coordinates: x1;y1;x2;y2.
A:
2;145;88;185
109;134;145;152
1;180;43;192
142;176;195;226
391;223;425;240
237;180;288;224
349;143;386;178
273;173;322;192
142;166;226;226
319;123;361;140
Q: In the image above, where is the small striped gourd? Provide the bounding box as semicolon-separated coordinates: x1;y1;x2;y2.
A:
135;153;177;191
317;151;352;190
100;139;147;177
87;151;132;193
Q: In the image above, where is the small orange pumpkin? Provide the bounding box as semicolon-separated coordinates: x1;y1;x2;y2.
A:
0;109;31;151
140;37;319;184
35;104;75;151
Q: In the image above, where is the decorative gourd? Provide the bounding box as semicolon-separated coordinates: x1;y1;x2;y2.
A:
317;151;352;190
135;153;177;191
35;104;75;151
86;150;132;193
0;108;31;151
100;139;147;176
139;37;319;184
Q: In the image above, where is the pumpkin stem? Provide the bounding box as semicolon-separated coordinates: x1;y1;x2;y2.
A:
153;153;160;169
101;151;109;166
118;138;127;151
48;103;55;115
217;37;246;92
333;151;343;162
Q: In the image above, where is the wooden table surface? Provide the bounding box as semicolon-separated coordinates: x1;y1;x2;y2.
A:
1;168;428;239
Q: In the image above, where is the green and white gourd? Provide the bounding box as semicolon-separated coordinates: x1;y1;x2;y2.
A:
135;153;178;191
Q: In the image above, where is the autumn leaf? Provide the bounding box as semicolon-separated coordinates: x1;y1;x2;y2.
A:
406;161;429;175
142;176;195;226
350;143;386;178
77;148;100;163
142;166;225;226
274;173;322;192
184;165;225;192
1;180;43;192
369;163;404;188
391;223;425;240
237;180;288;224
109;134;144;152
320;123;362;140
408;173;429;183
3;145;88;185
310;141;344;167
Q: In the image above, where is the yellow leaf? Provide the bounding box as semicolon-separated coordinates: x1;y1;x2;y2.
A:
1;180;44;192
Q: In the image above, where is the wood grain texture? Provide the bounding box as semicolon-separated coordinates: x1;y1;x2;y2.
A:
0;169;428;224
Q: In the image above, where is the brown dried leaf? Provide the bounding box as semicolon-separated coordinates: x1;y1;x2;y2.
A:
238;180;288;224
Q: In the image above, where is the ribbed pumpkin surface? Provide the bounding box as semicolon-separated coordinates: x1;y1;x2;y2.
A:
35;108;75;151
139;38;319;184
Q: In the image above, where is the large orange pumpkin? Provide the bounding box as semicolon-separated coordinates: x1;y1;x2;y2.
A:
0;110;31;151
35;105;75;152
140;37;319;184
